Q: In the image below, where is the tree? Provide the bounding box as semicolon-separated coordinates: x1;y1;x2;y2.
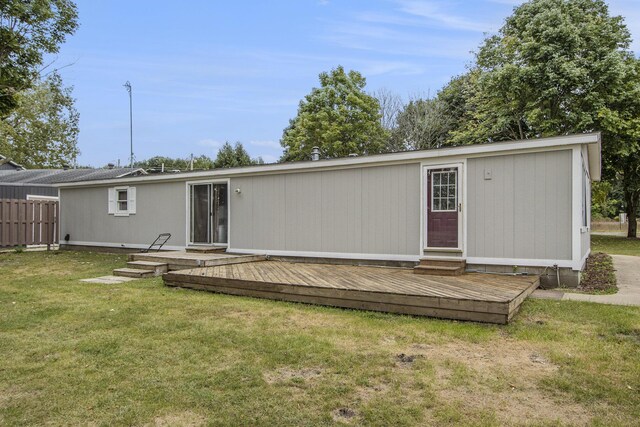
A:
591;181;620;219
372;87;403;131
443;0;640;237
449;0;633;145
0;72;79;168
135;155;214;171
598;56;640;236
213;142;260;168
280;66;388;161
389;97;453;152
0;0;79;117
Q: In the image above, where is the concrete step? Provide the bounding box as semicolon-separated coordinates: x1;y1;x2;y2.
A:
127;260;168;274
113;268;155;278
413;265;465;276
185;246;226;254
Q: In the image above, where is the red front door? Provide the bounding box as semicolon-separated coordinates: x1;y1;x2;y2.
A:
427;168;459;248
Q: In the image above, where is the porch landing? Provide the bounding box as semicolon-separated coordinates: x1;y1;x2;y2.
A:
163;261;539;324
128;251;265;271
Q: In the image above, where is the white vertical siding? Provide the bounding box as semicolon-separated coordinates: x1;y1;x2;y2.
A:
467;150;573;260
229;163;421;257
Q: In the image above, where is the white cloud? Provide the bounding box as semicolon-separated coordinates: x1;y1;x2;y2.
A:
323;22;477;59
397;0;497;32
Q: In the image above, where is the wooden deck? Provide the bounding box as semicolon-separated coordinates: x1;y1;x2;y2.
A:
163;261;539;324
129;251;265;271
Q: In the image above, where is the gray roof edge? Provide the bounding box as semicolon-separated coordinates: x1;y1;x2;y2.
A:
55;132;602;188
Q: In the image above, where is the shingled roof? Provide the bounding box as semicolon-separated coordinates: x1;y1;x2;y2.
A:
0;167;147;185
0;155;25;171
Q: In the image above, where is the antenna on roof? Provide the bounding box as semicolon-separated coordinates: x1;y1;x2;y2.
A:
123;81;134;168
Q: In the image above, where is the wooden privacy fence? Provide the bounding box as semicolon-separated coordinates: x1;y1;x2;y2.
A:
0;199;59;247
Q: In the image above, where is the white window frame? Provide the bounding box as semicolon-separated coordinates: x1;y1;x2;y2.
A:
115;188;129;216
109;186;136;217
430;170;458;213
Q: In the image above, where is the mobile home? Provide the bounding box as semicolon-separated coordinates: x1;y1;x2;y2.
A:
56;133;600;286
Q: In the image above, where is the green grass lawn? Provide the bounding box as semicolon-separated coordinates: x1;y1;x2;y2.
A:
591;234;640;256
1;251;639;426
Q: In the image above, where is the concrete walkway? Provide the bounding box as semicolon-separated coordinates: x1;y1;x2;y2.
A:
532;255;640;306
81;275;138;284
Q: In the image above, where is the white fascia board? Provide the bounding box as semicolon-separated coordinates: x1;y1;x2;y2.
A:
55;133;601;188
586;139;601;181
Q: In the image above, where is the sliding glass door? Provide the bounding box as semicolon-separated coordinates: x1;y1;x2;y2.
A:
189;182;228;245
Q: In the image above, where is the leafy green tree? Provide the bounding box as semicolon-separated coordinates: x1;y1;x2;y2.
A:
442;0;640;237
135;155;214;171
281;66;388;161
598;56;640;236
0;0;79;117
591;181;620;219
0;72;79;168
213;142;259;168
389;97;453;152
449;0;633;144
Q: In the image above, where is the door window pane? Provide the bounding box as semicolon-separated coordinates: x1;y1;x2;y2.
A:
431;170;457;212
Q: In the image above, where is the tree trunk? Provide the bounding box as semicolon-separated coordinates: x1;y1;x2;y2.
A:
627;192;638;238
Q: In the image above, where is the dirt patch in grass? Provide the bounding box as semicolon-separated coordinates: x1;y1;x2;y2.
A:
148;411;206;427
263;367;324;384
397;341;595;425
331;407;357;423
395;353;422;367
355;382;390;402
577;252;618;293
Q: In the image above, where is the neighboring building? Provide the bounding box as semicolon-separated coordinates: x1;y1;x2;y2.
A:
0;154;25;171
0;167;147;200
55;133;600;286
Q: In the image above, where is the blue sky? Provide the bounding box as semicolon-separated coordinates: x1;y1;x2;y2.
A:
52;0;640;167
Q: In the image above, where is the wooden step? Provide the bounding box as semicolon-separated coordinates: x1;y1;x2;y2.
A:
414;257;466;276
413;265;465;276
127;261;168;275
418;257;466;268
113;268;155;278
185;246;226;254
129;253;266;270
